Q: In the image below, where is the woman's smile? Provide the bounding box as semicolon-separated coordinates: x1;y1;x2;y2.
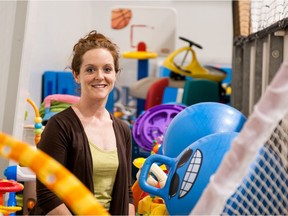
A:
91;83;108;88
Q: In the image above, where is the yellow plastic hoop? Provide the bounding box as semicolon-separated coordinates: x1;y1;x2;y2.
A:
0;133;109;215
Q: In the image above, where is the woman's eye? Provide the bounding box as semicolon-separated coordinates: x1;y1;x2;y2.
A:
86;67;95;73
104;67;113;73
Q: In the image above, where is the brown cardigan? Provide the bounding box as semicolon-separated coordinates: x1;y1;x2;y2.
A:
33;107;134;215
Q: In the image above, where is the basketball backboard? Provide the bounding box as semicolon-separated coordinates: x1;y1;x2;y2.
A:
110;6;177;57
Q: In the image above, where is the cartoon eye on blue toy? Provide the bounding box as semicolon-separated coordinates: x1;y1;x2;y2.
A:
139;132;239;215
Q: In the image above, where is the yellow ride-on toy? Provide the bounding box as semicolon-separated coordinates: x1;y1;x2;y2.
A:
163;36;227;82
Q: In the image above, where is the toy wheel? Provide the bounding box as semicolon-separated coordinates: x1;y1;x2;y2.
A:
133;104;186;151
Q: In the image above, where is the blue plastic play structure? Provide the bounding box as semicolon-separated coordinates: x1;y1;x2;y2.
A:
137;102;247;215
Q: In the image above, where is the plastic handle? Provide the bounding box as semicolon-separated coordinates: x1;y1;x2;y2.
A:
138;154;174;197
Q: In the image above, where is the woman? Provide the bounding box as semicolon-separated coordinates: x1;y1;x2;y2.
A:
32;30;135;215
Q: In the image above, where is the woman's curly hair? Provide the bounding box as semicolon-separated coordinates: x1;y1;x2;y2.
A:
71;30;120;76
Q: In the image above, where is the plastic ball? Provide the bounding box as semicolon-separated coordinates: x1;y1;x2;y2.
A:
34;123;43;129
111;8;132;30
34;128;42;135
34;117;42;123
35;136;41;145
162;102;246;158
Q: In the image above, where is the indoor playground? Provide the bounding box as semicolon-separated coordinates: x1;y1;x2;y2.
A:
0;1;288;215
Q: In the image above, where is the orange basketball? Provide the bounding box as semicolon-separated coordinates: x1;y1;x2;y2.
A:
111;8;132;30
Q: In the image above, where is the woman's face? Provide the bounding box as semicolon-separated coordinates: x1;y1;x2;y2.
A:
74;48;116;101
